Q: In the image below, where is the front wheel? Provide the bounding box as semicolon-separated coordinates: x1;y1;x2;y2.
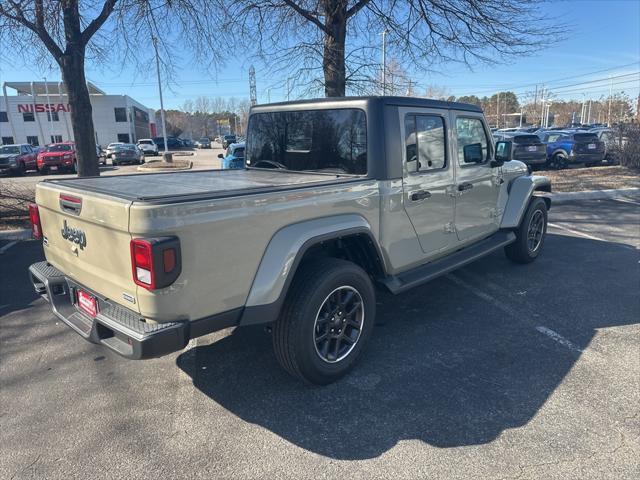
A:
505;197;548;264
273;258;376;385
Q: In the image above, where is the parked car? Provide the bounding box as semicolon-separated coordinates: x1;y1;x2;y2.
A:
180;138;195;148
540;131;605;169
111;144;145;166
153;136;183;150
36;142;77;173
494;133;547;170
28;96;551;385
222;134;237;149
137;139;159;156
105;142;124;159
0;143;37;175
218;142;245;169
590;128;619;164
195;138;211;149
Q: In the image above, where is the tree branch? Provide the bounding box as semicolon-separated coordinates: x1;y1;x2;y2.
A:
1;0;64;59
346;0;370;18
282;0;327;33
81;0;118;45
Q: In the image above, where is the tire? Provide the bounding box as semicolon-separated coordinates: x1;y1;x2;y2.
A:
548;153;567;170
71;160;77;173
505;197;548;264
17;161;26;176
273;258;376;385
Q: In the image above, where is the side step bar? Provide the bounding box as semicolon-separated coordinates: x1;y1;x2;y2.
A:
381;231;516;295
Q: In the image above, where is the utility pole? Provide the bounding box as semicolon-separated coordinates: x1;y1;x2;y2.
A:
533;84;538;112
607;75;613;126
539;86;545;127
266;88;272;104
381;30;388;95
519;109;523;128
587;99;592;124
286;77;291;101
406;79;414;96
43;77;53;144
152;36;168;155
496;92;500;128
249;65;257;106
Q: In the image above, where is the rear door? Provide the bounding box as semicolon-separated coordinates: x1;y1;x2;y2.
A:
400;107;456;256
451;112;502;243
36;183;138;312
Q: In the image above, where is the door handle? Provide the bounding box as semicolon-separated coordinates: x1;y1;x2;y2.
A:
458;182;474;192
410;190;432;201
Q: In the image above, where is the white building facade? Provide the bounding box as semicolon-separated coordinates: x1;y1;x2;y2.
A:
1;81;156;147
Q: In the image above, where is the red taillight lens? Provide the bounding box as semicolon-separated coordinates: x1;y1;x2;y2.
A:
131;239;154;288
28;204;42;239
130;237;181;290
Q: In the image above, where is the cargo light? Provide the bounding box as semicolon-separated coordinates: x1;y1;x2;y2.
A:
28;204;42;239
130;237;181;290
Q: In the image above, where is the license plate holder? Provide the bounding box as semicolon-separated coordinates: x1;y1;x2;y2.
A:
588;143;596;149
50;166;58;171
77;289;98;317
527;146;537;152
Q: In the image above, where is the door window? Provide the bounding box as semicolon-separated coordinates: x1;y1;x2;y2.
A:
455;117;490;165
404;115;446;172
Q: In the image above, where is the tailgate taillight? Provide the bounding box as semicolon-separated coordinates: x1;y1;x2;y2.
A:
28;204;42;239
130;237;181;290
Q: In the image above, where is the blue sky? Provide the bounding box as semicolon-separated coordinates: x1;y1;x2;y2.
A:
1;0;638;110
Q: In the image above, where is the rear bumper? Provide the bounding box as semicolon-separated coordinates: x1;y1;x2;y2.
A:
569;152;605;163
28;261;191;359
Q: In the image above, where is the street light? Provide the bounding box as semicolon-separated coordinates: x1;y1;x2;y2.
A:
381;30;388;95
43;77;52;143
151;35;168;156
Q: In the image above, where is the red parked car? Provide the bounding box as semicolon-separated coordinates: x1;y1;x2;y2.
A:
37;142;77;173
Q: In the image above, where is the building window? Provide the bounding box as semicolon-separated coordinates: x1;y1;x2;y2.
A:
27;136;39;146
1;136;14;145
0;111;8;122
117;133;130;143
23;112;35;122
114;107;127;122
47;111;59;121
50;135;63;144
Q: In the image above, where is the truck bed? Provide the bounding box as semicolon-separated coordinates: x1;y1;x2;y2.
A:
44;169;358;203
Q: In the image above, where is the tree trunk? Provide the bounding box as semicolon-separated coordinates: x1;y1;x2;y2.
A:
323;1;348;97
60;47;100;177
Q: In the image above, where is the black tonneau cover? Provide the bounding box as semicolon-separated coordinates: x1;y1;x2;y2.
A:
43;169;362;203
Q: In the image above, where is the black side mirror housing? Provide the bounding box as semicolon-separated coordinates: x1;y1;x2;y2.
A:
493;140;513;167
463;143;484;164
217;153;224;159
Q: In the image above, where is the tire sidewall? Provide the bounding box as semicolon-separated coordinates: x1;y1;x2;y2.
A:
292;264;375;384
520;198;548;260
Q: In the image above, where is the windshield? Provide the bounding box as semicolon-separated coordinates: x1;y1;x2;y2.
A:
138;140;153;145
513;135;541;144
0;146;19;154
46;144;72;152
199;138;209;142
115;144;137;150
246;109;367;174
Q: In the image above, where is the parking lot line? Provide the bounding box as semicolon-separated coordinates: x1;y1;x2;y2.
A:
547;222;606;242
535;326;583;353
0;240;19;254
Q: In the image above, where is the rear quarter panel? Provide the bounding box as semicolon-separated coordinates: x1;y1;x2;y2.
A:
129;180;381;322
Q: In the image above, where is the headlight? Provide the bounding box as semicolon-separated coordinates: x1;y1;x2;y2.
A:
9;156;17;165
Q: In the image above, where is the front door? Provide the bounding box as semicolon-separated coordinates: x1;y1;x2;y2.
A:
401;108;456;256
451;113;502;242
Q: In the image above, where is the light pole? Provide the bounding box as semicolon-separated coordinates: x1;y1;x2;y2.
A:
152;36;168;156
43;77;53;143
587;99;592;124
381;30;388;95
607;75;613;126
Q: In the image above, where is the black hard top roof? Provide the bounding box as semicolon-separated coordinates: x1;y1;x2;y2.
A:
251;96;483;114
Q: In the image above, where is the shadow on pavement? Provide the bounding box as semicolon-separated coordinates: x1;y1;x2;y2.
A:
0;240;43;317
177;233;639;460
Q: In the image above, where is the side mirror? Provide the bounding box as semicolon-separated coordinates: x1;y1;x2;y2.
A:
217;153;224;159
493;140;513;167
463;143;484;163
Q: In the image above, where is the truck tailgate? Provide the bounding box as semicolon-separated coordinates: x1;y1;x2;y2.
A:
35;182;138;312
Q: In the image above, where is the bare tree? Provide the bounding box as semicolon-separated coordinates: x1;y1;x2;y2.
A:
0;1;225;176
228;0;555;98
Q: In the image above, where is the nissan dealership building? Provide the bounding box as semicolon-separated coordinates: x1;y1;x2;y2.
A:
0;81;156;147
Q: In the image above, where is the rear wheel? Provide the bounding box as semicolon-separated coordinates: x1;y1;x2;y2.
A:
71;160;77;173
17;161;26;176
505;197;548;264
548;153;567;170
273;258;376;385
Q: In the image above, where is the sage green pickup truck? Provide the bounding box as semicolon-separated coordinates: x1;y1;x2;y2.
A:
29;97;551;385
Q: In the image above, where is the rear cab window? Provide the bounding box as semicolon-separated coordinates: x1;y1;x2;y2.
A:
246;109;367;175
404;114;447;173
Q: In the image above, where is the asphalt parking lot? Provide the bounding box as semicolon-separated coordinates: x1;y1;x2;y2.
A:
1;197;638;479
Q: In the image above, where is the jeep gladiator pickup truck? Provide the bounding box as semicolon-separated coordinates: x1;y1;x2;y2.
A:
29;97;551;385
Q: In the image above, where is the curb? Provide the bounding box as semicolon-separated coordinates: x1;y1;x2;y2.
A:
0;228;31;240
550;188;639;204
